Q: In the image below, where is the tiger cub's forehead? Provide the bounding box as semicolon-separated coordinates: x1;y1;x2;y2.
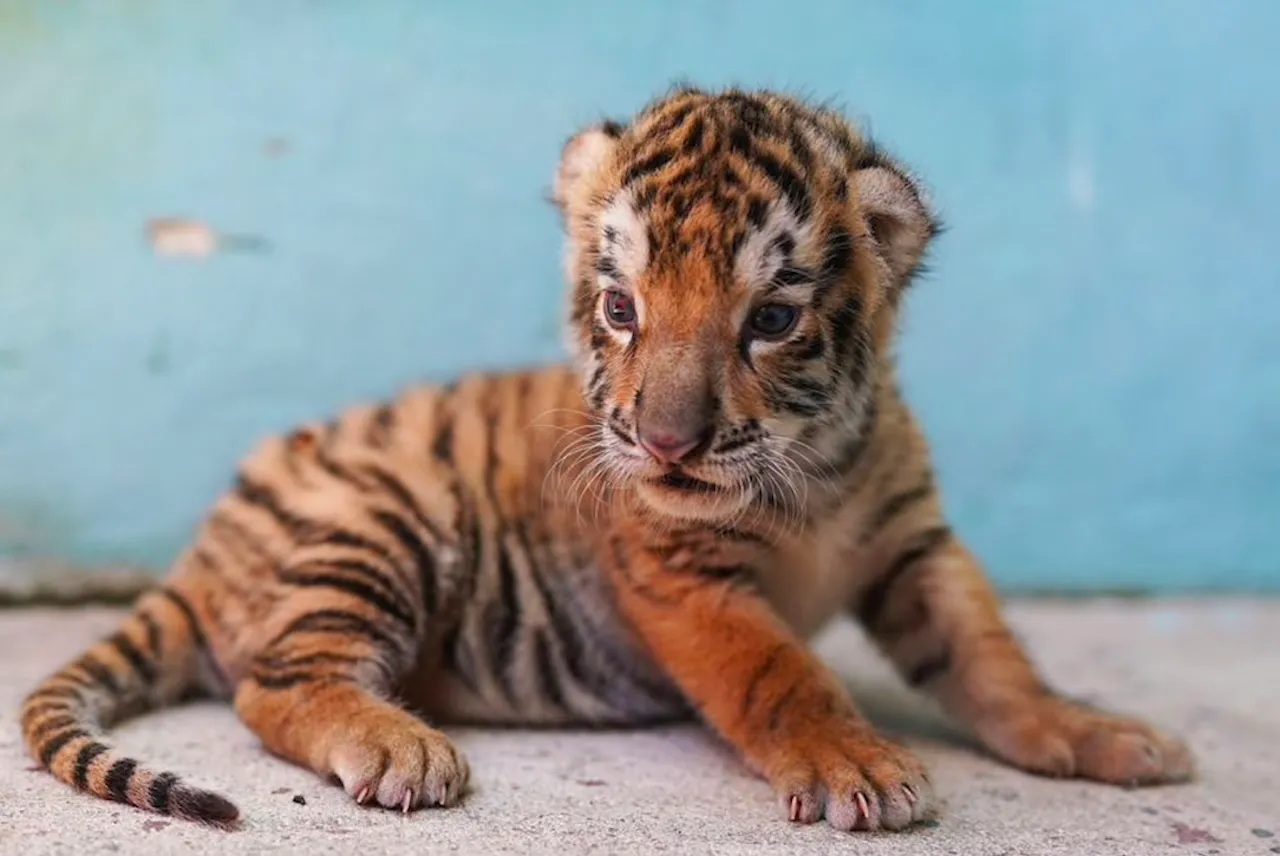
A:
594;190;819;296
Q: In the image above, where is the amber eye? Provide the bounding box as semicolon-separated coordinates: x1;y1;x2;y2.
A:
603;289;637;330
748;303;799;340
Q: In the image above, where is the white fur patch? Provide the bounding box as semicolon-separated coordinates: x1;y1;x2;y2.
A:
597;191;650;284
732;200;816;293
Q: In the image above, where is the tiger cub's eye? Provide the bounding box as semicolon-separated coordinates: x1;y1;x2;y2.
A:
748;303;799;340
603;290;637;330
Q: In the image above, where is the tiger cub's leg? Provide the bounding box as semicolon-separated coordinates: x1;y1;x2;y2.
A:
233;558;469;811
850;526;1194;786
609;537;934;833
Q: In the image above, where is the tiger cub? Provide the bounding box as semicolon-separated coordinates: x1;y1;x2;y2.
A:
20;86;1193;832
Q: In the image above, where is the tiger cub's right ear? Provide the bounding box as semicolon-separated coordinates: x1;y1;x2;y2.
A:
553;121;625;216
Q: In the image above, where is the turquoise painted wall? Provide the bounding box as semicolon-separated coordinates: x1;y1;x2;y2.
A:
1;1;1277;592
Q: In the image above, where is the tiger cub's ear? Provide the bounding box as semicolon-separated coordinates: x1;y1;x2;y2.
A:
852;160;940;289
553;121;625;216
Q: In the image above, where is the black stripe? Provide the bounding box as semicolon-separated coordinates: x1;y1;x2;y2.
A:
534;562;686;715
752;148;812;220
137;611;162;659
311;527;402;573
107;631;157;685
826;400;878;476
740;645;785;721
712;430;760;456
370;509;438;615
819;226;853;284
767;376;834;418
279;565;416;630
271;609;399;653
234;475;297;528
764;679;801;732
20;700;72;721
156;588;220;684
792;334;825;361
621;148;675;187
252;670;354;691
526;567;594;699
365;403;395;448
675;563;755;587
362;466;445;544
595;255;620;280
906;650;952;687
31;714;80;741
105;758;138;803
73;741;110;790
39;728;86;767
828;296;864;366
862;475;935;544
295;555;411;622
432;399;455;461
26;684;83;704
681;115;705;153
531;631;567;711
440;621;483;696
149;771;178;813
642;99;698;142
256;651;363;672
206;511;272;564
857;526;951;627
76;655;122;695
485;536;523;704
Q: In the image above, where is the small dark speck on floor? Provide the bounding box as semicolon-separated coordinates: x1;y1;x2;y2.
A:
1142;806;1159;815
1254;829;1275;838
292;794;307;805
272;787;290;794
1171;821;1222;845
141;820;169;832
1269;846;1280;854
577;779;607;787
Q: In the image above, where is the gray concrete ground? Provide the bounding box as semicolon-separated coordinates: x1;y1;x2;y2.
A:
0;599;1276;855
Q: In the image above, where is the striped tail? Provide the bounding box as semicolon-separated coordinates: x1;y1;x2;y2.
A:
19;586;240;827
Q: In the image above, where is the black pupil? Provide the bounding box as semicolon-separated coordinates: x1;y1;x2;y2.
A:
752;304;795;336
607;292;634;325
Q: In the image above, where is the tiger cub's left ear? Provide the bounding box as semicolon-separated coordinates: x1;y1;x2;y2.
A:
852;160;940;288
553;121;625;216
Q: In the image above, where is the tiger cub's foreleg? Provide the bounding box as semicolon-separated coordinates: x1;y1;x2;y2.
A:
232;602;469;810
232;551;470;812
608;535;935;833
851;525;1194;787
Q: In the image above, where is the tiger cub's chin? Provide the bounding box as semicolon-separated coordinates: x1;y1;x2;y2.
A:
634;472;756;522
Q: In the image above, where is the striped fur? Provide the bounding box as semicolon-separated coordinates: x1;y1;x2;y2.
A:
21;87;1192;832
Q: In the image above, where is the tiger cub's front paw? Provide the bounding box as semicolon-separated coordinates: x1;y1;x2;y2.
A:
766;722;936;832
327;707;470;812
975;696;1194;787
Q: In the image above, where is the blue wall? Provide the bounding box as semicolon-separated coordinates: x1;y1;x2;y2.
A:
1;1;1277;592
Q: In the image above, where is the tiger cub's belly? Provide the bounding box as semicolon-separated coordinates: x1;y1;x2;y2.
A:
401;561;688;727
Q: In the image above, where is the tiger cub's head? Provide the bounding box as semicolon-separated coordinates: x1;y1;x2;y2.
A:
553;87;938;523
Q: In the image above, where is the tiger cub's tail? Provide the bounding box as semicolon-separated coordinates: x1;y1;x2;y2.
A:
19;585;239;827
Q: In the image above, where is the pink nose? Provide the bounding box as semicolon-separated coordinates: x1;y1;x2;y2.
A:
638;432;701;464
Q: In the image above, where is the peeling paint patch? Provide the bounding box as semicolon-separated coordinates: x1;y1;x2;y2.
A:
146;218;271;258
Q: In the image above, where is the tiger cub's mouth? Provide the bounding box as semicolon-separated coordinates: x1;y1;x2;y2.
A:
654;471;721;493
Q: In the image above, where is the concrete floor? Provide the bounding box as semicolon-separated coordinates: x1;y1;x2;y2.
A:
0;599;1276;855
